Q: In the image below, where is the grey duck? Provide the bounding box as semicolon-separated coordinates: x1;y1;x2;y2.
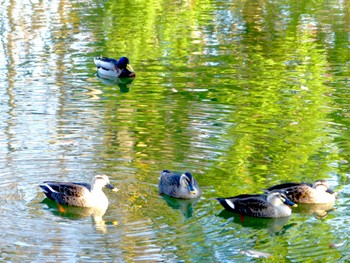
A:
216;192;297;218
158;170;201;199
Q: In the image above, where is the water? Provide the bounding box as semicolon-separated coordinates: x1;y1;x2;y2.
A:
0;0;350;262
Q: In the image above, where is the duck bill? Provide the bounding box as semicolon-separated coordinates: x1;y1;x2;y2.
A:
188;184;197;195
284;198;297;207
126;64;134;72
106;184;118;192
326;188;335;195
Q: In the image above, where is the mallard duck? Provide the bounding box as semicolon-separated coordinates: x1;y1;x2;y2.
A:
216;192;297;218
39;174;117;208
265;180;336;204
159;170;201;199
94;56;135;79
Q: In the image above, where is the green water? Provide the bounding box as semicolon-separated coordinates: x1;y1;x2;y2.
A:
0;0;349;262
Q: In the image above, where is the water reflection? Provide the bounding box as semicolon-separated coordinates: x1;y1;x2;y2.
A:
293;203;335;219
41;199;113;233
96;74;135;93
0;0;349;261
217;210;294;235
160;195;200;218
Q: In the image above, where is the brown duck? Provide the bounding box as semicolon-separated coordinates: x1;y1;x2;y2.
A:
265;180;336;204
39;174;117;208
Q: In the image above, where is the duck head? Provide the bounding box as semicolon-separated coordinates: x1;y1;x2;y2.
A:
313;180;336;195
180;172;198;196
268;192;297;207
117;57;130;69
92;174;118;192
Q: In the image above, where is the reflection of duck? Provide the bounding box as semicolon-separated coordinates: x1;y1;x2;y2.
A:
94;56;135;79
293;203;335;219
97;75;134;93
159;170;201;199
42;198;107;220
217;209;293;234
216;192;297;218
265;180;337;204
39;175;117;209
41;198;113;233
161;195;199;218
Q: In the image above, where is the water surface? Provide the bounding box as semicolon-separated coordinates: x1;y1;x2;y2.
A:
0;0;349;262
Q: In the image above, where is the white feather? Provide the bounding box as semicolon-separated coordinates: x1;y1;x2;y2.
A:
42;183;57;193
225;199;235;209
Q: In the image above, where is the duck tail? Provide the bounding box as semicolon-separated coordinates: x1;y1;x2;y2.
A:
40;183;57;193
216;198;235;211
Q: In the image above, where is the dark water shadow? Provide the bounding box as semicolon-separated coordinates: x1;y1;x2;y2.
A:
217;210;295;235
96;74;135;93
160;195;200;218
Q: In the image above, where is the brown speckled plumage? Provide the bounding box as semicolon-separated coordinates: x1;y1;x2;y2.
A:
39;175;117;208
265;180;336;204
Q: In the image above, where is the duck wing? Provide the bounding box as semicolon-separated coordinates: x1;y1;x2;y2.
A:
70;182;91;191
217;194;271;217
266;183;305;191
159;172;181;187
267;183;315;203
40;182;90;198
232;195;271;217
159;173;181;196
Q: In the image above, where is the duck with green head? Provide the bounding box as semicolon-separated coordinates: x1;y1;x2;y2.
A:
94;56;135;79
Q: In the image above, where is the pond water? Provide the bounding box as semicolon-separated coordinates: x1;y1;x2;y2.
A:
0;0;350;262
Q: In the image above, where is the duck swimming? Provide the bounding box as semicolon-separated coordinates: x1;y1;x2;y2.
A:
159;170;201;199
39;174;117;208
265;180;336;204
94;56;135;78
216;192;297;218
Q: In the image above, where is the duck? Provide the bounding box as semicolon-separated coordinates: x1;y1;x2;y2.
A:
216;192;297;218
265;180;337;204
158;170;201;199
39;174;118;208
94;56;135;79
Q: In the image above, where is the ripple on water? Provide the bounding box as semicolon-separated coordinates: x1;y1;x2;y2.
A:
120;219;164;262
